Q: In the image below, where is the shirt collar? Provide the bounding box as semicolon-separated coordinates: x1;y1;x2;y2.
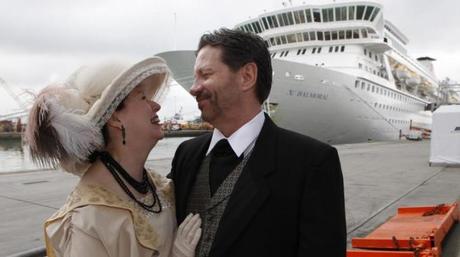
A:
206;111;265;157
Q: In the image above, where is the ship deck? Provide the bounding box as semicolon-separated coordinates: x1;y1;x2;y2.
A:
0;140;459;256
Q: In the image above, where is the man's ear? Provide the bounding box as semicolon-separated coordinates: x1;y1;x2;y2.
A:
239;62;257;92
106;115;123;130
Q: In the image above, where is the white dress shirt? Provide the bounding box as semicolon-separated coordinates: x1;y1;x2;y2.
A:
206;111;265;158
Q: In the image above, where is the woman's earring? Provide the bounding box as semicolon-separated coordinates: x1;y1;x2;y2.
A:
121;125;126;145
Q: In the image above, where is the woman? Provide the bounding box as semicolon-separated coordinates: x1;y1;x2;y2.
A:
26;57;201;257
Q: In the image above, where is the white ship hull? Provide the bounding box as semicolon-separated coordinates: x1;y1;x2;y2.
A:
270;59;425;144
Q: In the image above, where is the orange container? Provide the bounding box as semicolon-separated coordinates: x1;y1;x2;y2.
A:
347;203;459;257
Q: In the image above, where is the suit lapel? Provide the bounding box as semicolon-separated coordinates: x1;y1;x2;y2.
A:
210;115;279;256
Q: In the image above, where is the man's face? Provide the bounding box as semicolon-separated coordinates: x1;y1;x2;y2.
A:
190;45;241;124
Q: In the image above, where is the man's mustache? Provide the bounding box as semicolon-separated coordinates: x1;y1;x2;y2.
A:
195;90;212;102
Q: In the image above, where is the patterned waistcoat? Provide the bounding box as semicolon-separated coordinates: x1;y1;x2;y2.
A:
186;150;252;257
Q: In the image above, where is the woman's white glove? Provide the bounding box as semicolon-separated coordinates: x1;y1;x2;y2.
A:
171;213;202;257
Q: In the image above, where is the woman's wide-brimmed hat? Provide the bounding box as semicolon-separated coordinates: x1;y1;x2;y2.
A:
25;57;170;176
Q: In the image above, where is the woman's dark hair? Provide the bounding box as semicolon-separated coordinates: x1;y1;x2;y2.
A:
197;28;272;104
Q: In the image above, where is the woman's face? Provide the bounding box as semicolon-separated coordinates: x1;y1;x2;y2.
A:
116;75;164;147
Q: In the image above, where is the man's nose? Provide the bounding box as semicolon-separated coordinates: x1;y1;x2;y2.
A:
190;83;203;97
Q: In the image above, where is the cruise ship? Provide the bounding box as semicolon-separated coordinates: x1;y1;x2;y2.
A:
158;1;438;144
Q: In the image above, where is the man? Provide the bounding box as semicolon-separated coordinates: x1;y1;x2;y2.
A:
169;28;346;257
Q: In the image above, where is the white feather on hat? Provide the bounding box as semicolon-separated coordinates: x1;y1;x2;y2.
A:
25;57;170;176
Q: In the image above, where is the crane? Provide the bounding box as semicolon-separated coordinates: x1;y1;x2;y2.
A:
0;77;29;112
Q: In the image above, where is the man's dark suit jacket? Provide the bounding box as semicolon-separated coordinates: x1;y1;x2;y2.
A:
169;115;346;257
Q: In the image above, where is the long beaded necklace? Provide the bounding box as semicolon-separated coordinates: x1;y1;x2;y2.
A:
98;151;162;213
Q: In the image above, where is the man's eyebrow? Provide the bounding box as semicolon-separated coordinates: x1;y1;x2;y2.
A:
198;67;213;73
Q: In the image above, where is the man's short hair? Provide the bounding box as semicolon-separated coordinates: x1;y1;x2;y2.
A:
197;28;272;104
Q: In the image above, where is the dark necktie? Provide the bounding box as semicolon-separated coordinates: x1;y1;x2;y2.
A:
209;139;241;196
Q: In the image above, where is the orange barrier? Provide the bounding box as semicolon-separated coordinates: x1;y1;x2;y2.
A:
347;203;459;257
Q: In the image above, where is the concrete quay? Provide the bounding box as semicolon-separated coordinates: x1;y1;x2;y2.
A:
0;140;459;256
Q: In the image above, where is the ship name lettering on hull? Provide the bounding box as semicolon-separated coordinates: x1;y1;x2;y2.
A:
288;90;328;100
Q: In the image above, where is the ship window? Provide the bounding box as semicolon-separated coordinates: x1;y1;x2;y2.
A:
254;22;263;33
248;24;255;32
355;80;359;88
332;31;338;40
305;9;312;22
370;7;380;21
329;46;334;53
322;9;327;22
364;6;374;20
339;30;345;39
369;51;372;58
285;51;290;56
267;16;275;28
317;47;322;53
276;37;282;45
357;5;365;20
286;12;294;25
325;31;331;40
262;17;270;30
297;49;302;55
328;8;334;22
277;14;285;26
287;34;297;43
254;23;261;33
281;35;287;44
273;15;279;27
294;10;306;24
264;40;269;47
346;30;352;39
361;81;365;89
348;6;355;20
364;49;367;55
361;29;368;38
245;24;252;33
310;31;316;40
322;8;334;22
313;9;321;22
335;46;339;52
353;29;360;39
272;52;277;58
302;48;307;54
336;7;347;21
341;46;345;52
312;48;317;54
317;31;323;40
372;85;375;93
302;32;309;41
270;38;276;45
281;13;289;26
375;55;378;62
297;33;304;42
358;63;363;69
281;13;289;25
367;84;370;91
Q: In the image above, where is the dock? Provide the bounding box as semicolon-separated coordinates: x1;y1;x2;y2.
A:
0;140;459;256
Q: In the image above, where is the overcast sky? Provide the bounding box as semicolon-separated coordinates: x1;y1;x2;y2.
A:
1;0;459;118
